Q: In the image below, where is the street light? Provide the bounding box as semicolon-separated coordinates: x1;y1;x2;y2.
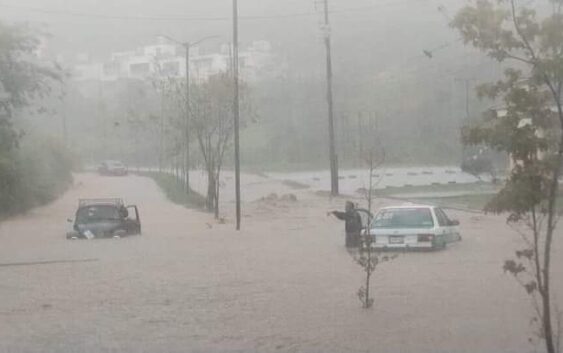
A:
158;34;220;193
232;0;241;230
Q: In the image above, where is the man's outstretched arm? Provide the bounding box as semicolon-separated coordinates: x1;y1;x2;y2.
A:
330;211;347;221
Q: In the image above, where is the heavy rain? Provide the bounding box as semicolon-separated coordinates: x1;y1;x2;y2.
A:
1;0;563;352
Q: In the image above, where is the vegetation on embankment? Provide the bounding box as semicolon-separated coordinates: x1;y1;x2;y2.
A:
0;137;74;217
375;182;563;212
138;171;206;210
374;181;498;197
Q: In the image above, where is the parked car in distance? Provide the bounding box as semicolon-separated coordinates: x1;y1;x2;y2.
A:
366;204;461;250
98;160;128;176
66;198;141;239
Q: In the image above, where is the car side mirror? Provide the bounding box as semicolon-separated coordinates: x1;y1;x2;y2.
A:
450;220;460;226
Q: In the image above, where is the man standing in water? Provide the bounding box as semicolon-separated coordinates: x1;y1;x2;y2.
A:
329;201;363;247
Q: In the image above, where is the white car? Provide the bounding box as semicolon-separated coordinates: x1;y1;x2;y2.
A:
366;205;461;250
98;160;128;176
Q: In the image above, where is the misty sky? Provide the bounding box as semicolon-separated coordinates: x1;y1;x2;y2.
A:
0;0;466;73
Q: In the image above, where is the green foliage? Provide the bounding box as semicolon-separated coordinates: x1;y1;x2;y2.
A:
355;234;397;309
0;21;68;218
461;154;495;179
0;22;63;125
0;137;73;216
453;0;563;215
452;1;563;352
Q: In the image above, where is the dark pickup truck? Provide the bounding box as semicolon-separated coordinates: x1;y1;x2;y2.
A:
66;198;141;239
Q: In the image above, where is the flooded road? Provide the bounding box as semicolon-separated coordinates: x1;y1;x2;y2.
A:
0;173;561;353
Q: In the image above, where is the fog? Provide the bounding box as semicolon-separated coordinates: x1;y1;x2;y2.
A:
3;0;497;167
2;1;562;352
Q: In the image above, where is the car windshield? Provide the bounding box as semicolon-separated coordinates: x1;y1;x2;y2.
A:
371;208;434;229
76;205;120;223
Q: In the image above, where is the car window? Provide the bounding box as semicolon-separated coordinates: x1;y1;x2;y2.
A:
126;207;138;221
371;208;434;229
435;208;449;227
76;205;120;223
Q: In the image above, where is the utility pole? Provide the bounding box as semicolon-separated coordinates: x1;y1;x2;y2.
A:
184;43;191;193
322;0;339;196
455;78;475;160
159;91;164;173
61;88;68;147
233;0;242;230
357;111;363;164
455;78;474;120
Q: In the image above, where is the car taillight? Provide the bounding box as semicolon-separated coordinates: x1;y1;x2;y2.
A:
418;234;434;242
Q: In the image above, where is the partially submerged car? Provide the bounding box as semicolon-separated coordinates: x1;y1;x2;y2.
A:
66;198;141;239
98;160;128;176
366;204;461;250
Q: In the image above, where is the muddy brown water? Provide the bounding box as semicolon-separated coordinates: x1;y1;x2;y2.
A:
0;173;561;353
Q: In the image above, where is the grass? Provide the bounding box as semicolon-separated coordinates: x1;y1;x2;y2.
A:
410;194;495;211
374;181;499;197
371;182;498;211
138;171;206;209
378;183;563;212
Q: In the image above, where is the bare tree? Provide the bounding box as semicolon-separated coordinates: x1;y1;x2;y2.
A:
150;61;189;182
354;134;396;309
190;73;251;218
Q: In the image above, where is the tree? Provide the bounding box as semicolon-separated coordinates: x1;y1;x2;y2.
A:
191;73;251;218
461;148;498;182
0;23;62;149
0;22;64;214
354;128;396;309
452;1;563;352
356;141;385;309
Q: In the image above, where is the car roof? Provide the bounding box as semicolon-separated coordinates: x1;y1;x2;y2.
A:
78;203;118;209
379;204;434;210
78;198;124;207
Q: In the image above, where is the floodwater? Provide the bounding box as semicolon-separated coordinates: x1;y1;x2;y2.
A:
267;167;482;196
0;173;561;353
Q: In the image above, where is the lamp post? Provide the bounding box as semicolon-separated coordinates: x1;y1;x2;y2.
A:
233;0;241;230
159;34;219;193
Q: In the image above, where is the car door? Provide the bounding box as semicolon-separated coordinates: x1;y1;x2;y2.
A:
434;208;453;243
355;208;373;231
439;208;461;242
126;205;141;234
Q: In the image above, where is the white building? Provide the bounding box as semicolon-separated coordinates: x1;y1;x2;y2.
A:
72;40;281;83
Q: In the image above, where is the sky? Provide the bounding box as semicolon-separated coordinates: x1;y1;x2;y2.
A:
0;0;465;73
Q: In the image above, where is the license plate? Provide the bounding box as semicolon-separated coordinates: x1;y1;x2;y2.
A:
389;236;404;244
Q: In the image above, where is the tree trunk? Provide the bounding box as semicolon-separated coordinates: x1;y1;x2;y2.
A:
541;96;563;353
214;187;220;219
542;147;563;353
206;169;216;213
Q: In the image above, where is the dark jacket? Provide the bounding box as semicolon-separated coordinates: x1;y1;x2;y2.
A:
332;210;363;234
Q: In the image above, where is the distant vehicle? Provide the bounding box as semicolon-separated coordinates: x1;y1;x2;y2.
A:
98;160;128;176
366;205;461;250
66;198;141;239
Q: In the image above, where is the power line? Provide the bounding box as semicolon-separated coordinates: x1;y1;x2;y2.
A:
0;0;423;22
